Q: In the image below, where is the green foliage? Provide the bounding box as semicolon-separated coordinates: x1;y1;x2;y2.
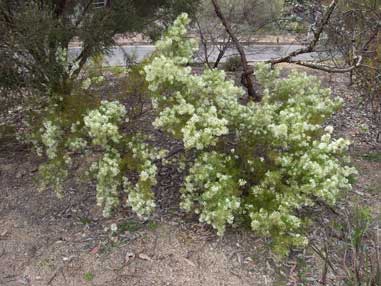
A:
350;206;372;251
146;221;159;231
118;220;143;233
0;0;200;118
80;217;92;226
119;64;150;119
83;272;94;282
362;152;381;162
337;205;380;285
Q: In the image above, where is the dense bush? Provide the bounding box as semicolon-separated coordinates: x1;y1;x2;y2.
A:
144;14;356;253
34;14;356;255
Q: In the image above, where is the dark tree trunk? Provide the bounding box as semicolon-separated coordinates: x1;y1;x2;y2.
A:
211;0;260;102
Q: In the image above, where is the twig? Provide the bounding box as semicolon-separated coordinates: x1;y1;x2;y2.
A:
310;242;336;274
0;248;5;258
153;146;184;164
320;243;329;285
195;17;212;69
47;265;63;285
269;0;339;66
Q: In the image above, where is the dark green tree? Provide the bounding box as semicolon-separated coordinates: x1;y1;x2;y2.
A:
0;0;199;93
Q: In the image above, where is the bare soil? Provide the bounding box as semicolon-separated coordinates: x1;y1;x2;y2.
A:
0;69;380;286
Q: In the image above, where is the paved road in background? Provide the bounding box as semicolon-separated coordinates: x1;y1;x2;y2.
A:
69;44;323;66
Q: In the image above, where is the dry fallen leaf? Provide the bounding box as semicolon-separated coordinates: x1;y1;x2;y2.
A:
89;244;100;255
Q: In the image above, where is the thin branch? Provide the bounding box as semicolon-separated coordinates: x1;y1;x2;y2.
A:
288;56;362;74
310;242;336;274
195;17;212;69
269;0;338;66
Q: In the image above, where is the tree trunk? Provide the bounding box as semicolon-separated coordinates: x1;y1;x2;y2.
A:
210;0;260;102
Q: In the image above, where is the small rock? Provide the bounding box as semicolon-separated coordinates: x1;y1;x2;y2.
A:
62;255;76;262
125;252;135;263
16;171;24;178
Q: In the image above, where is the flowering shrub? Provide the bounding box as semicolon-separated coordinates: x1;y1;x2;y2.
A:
35;96;160;218
143;13;356;254
34;13;356;254
81;101;161;218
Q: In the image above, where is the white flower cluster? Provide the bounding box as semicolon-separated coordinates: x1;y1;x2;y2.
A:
82;101;127;217
145;14;242;151
37;119;72;197
144;14;356;253
67;137;87;151
81;75;105;90
180;152;241;235
62;100;159;219
238;64;356;251
94;150;122;217
181;106;229;150
155;13;198;65
84;100;126;146
40;120;62;159
124;140;158;219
